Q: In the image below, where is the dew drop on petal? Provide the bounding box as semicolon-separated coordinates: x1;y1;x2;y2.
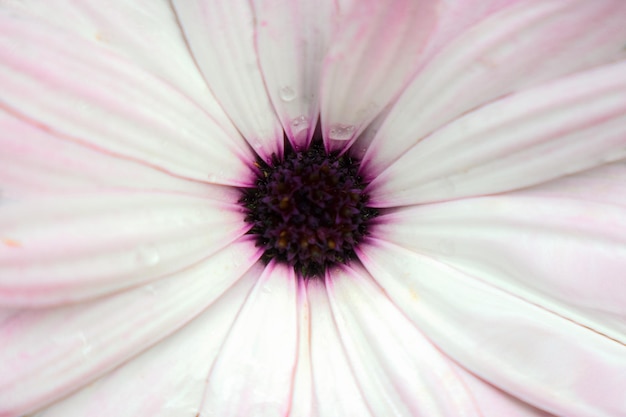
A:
328;124;355;141
291;115;309;134
279;86;296;102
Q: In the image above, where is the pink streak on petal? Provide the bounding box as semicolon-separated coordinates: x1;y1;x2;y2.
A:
172;0;283;161
252;0;335;150
0;238;261;417
319;0;439;152
0;192;248;306
327;263;482;417
199;262;298;417
0;14;254;187
29;266;261;417
369;61;626;206
362;0;626;179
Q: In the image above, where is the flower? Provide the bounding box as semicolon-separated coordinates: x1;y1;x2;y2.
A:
1;0;626;416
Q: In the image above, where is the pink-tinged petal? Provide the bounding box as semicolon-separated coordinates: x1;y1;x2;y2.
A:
362;0;626;177
288;280;314;417
252;0;334;150
0;14;253;186
0;239;261;417
450;363;557;417
359;241;626;417
0;111;216;198
420;0;522;60
307;279;373;417
326;265;481;417
199;262;297;417
1;0;236;124
29;267;259;417
320;0;438;151
0;191;247;306
523;160;626;208
369;61;626;206
172;0;283;160
375;165;626;343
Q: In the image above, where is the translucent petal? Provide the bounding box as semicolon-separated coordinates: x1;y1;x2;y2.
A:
307;279;373;417
360;241;626;417
0;13;254;186
319;0;438;151
363;0;626;178
0;192;247;306
327;265;481;417
252;0;335;149
375;164;626;343
369;61;626;206
288;280;314;417
199;263;298;417
0;0;238;126
30;266;260;417
172;0;283;160
450;363;558;417
0;110;217;198
0;239;261;417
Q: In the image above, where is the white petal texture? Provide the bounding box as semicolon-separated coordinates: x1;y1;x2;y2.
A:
0;11;254;186
369;60;626;205
319;0;438;150
0;239;262;416
251;0;334;149
360;0;626;177
1;0;625;416
359;242;626;417
171;0;284;160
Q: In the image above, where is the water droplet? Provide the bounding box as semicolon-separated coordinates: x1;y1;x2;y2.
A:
135;245;160;266
279;86;296;102
328;124;355;141
291;115;309;133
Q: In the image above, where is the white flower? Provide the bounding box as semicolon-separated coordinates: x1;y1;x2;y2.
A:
1;0;626;416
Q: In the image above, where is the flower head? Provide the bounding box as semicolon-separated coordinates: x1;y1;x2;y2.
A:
1;0;626;416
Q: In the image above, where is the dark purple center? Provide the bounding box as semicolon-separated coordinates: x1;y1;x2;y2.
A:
240;139;377;277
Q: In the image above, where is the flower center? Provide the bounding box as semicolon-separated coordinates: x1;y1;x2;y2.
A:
240;139;377;277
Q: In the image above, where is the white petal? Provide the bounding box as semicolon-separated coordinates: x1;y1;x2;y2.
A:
327;265;481;417
0;192;247;306
0;13;253;186
172;0;283;160
1;0;237;125
199;262;298;417
0;111;213;198
0;238;261;417
450;363;558;417
363;0;626;177
360;241;626;417
31;266;260;417
375;166;626;343
369;61;626;206
288;280;314;417
524;160;626;208
252;0;334;149
307;279;373;417
319;0;438;151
